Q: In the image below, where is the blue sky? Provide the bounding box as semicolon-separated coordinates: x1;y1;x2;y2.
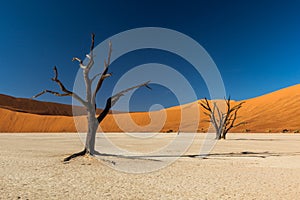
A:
0;0;300;111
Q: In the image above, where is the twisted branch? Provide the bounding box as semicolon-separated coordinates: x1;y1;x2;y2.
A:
97;81;151;123
32;66;87;107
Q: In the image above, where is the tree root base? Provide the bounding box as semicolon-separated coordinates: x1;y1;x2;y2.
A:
63;148;88;162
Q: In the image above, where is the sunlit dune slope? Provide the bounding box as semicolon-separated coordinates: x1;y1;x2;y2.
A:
235;84;300;132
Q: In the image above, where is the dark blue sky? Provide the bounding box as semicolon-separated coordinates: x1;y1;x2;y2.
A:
1;0;300;111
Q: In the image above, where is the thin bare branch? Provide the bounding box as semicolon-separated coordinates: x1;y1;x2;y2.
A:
200;98;212;111
51;66;69;92
90;33;95;53
200;98;221;134
200;102;210;111
33;66;87;107
97;81;151;123
104;41;112;69
204;98;211;110
92;42;113;102
72;57;87;69
90;73;102;83
86;33;95;70
203;112;211;117
224;108;242;134
113;81;151;97
31;91;46;99
215;103;222;123
230;101;245;112
32;90;70;98
72;33;96;71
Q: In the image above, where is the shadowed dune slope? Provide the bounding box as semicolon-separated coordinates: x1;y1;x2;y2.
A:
0;84;300;133
0;94;75;116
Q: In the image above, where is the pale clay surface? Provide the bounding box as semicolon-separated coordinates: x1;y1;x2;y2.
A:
0;133;299;199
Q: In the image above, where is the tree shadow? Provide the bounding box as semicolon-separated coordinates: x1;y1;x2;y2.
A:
93;150;162;162
94;150;300;161
228;138;284;141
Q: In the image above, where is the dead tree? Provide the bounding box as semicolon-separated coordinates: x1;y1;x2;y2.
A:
200;97;245;140
33;34;151;161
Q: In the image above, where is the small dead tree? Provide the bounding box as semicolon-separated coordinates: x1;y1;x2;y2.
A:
33;34;151;161
200;97;245;140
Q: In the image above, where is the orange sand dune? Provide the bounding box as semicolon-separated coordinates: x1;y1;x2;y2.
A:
0;94;74;116
235;84;300;132
0;94;104;116
1;84;300;133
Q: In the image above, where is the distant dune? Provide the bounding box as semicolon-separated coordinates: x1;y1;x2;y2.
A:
0;94;74;116
1;84;300;133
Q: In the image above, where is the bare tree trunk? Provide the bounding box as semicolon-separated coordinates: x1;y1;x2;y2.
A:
222;129;229;139
221;132;226;139
216;130;222;140
85;109;98;155
63;108;100;162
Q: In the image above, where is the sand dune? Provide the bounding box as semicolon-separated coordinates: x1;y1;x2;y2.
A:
1;84;300;133
235;84;300;132
0;94;74;116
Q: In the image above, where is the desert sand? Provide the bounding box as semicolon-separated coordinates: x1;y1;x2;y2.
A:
1;84;300;133
0;133;299;199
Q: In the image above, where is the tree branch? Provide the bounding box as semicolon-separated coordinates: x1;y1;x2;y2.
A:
93;41;113;100
32;66;87;107
72;33;96;71
72;57;87;69
90;72;103;83
97;81;151;123
32;90;69;98
200;98;220;134
224;103;245;134
203;112;211;117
